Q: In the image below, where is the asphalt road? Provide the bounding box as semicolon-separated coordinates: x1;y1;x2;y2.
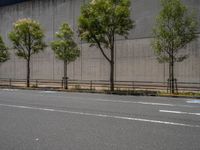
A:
0;89;199;150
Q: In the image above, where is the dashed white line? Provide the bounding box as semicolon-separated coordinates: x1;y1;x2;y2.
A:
1;89;18;92
136;101;174;106
187;100;200;104
70;98;196;108
40;91;57;94
36;92;198;108
0;103;199;128
159;110;200;116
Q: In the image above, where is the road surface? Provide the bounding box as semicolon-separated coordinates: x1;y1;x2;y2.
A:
0;89;199;150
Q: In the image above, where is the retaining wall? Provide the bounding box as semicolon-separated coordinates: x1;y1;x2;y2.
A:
0;0;199;83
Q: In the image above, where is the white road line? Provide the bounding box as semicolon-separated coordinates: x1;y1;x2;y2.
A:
65;97;196;108
93;98;174;106
0;103;199;128
159;110;200;116
136;102;174;106
40;91;57;94
1;89;18;92
38;94;192;108
36;92;197;108
187;100;200;104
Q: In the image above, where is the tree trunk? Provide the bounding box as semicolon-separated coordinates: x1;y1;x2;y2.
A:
169;55;175;94
171;55;175;94
110;42;115;92
27;58;30;87
27;33;31;88
168;62;171;93
110;60;114;92
63;60;68;89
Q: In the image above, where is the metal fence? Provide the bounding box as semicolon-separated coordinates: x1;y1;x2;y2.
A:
0;78;200;92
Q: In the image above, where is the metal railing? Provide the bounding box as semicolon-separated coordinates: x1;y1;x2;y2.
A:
0;78;200;92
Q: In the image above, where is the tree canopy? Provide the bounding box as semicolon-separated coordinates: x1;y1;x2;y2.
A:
9;18;46;60
78;0;134;91
51;23;80;63
0;36;9;63
152;0;198;63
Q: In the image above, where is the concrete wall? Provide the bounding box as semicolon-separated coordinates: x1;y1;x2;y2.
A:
0;0;200;82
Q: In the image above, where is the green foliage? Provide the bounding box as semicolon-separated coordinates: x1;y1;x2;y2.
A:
78;0;134;62
0;36;9;63
51;23;80;63
9;18;46;60
152;0;198;63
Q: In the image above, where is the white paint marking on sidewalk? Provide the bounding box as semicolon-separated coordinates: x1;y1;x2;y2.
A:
159;110;200;116
0;103;199;128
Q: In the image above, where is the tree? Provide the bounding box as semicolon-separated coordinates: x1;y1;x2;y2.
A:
9;18;46;87
51;23;80;89
0;36;9;63
152;0;198;94
78;0;134;91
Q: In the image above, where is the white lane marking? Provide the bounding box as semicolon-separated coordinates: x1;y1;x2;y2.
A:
159;110;200;116
67;97;196;108
39;93;192;108
0;103;199;128
136;102;174;106
187;100;200;104
40;91;57;94
1;89;18;92
93;98;173;106
35;91;196;108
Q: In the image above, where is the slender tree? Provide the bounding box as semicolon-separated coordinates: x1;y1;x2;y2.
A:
78;0;134;91
0;36;9;63
51;23;80;89
9;18;46;87
152;0;198;94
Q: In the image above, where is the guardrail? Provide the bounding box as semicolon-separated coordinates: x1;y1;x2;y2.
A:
0;78;200;92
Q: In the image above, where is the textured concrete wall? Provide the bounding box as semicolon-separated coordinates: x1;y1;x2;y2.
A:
0;0;200;83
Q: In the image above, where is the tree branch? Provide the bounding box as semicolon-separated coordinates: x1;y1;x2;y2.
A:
92;34;111;63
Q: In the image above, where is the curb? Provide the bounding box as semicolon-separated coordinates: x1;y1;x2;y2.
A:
0;86;200;99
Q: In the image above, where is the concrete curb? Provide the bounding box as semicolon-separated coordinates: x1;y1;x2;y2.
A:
0;86;200;99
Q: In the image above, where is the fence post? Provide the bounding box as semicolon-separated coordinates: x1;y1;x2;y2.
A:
61;79;63;88
62;77;68;89
36;80;38;88
90;80;93;91
9;78;12;87
132;81;135;91
167;79;169;93
175;79;178;94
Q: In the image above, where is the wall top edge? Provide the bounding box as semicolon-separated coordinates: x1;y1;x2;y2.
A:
0;0;27;7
